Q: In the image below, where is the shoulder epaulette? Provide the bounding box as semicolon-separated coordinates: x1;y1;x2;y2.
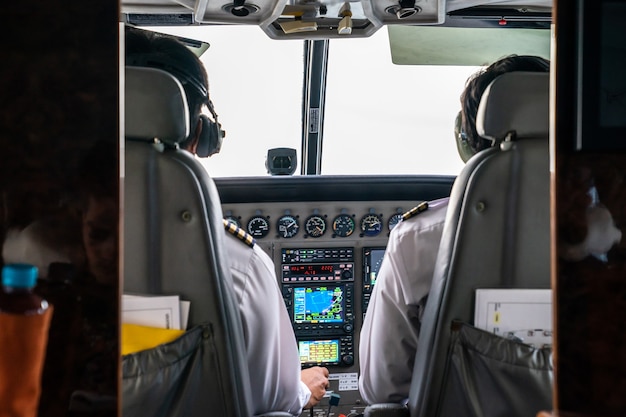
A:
223;219;256;248
402;201;429;221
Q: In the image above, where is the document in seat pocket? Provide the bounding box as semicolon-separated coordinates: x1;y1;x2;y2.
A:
121;323;186;355
474;289;552;347
122;294;183;330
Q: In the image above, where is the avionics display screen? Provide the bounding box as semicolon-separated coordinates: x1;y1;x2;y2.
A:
293;285;344;324
298;339;340;365
364;247;385;286
288;264;335;275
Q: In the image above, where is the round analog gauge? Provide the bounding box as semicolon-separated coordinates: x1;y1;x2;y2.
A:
224;215;241;228
388;213;404;231
304;215;326;238
277;214;299;238
246;215;270;238
360;214;383;237
332;214;356;238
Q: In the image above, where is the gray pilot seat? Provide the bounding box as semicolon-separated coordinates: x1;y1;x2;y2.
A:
122;66;266;417
364;71;553;417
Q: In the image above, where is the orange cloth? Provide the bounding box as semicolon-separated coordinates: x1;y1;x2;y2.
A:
0;307;53;417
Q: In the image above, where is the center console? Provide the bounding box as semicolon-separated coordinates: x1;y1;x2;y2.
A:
218;197;429;416
281;247;355;367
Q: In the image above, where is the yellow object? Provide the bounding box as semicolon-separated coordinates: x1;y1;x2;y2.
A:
494;312;501;324
279;20;318;34
122;323;185;355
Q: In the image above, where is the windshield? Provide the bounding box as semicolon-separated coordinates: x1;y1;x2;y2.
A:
323;32;477;175
141;25;479;177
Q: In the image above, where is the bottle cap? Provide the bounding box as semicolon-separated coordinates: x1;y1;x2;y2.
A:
2;263;39;288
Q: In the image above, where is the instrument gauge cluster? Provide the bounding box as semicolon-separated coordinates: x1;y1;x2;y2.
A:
304;215;327;238
224;202;422;241
388;213;403;231
277;214;299;238
360;213;383;237
224;215;241;228
332;214;356;238
247;215;270;238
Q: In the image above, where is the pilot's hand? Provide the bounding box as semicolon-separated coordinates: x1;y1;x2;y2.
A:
301;366;330;409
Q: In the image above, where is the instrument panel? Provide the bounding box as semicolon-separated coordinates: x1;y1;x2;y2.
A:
222;201;413;244
220;200;422;416
216;175;453;416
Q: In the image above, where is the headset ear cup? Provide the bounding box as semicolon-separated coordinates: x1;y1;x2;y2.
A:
196;114;224;158
454;111;475;163
457;137;475;163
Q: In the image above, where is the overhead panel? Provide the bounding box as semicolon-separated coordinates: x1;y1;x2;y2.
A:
261;0;445;40
195;0;284;24
121;0;445;39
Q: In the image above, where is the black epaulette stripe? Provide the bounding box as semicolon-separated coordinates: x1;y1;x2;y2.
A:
402;201;429;221
223;219;256;248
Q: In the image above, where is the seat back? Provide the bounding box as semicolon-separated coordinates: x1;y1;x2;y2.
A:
122;66;252;417
408;72;553;417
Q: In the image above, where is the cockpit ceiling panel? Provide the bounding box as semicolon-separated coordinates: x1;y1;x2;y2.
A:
120;0;552;39
447;0;552;12
122;0;194;14
121;0;446;38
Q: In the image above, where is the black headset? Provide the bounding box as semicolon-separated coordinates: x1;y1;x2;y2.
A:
126;52;225;157
196;99;225;158
454;110;475;163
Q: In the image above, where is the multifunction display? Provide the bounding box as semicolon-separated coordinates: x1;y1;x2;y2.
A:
281;247;355;367
362;247;386;315
293;285;344;324
299;339;339;365
298;337;354;367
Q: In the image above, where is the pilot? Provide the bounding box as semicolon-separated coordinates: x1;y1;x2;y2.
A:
358;55;551;405
125;28;329;415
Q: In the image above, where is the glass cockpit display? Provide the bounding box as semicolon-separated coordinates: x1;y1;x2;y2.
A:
281;247;355;367
298;339;340;365
294;285;344;324
364;247;385;286
363;247;386;315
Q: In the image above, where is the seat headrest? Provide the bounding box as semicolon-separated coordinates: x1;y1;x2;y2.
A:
476;71;549;142
125;66;190;145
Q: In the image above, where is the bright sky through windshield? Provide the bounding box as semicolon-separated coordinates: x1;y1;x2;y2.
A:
141;25;478;177
323;32;477;175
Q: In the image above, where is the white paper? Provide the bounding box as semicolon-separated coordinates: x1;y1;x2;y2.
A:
180;300;191;329
122;294;182;330
474;289;552;347
329;372;359;391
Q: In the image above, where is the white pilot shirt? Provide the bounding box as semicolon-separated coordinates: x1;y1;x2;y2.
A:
359;197;449;405
225;231;310;416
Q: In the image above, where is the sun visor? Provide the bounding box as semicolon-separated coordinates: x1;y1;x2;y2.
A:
388;26;550;66
446;0;553;12
125;26;210;58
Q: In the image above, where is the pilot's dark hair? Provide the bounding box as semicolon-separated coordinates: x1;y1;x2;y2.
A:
460;55;550;154
125;27;208;150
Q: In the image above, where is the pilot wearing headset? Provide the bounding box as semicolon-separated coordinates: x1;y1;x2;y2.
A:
125;28;329;415
358;55;550;405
